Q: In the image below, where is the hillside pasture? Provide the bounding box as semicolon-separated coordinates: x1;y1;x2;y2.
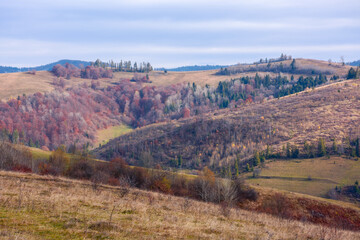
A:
246;157;360;197
1;171;360;239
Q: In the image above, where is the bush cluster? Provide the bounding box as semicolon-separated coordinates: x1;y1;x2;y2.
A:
0;143;257;206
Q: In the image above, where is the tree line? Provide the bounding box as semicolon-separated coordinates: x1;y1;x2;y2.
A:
217;58;336;76
92;59;153;73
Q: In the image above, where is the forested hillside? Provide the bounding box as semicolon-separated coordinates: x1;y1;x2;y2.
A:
0;61;345;150
93;78;360;175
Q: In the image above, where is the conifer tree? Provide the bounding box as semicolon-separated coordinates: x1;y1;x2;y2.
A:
260;155;265;163
178;155;183;168
12;130;19;144
318;138;326;157
253;151;260;166
265;145;270;158
286;143;291;158
227;165;232;179
234;157;239;177
332;139;338;154
245;163;250;172
290;59;296;71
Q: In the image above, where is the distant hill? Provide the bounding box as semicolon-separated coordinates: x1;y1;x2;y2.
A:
156;65;229;72
0;59;91;73
348;60;360;66
217;58;351;76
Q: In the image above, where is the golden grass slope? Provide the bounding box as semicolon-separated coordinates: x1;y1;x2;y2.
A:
1;170;360;240
0;70;234;100
246;156;360;198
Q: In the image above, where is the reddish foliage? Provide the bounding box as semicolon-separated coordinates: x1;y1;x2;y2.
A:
151;177;172;194
81;66;113;79
253;193;360;231
52;63;81;78
11;164;32;173
38;162;57;175
41;146;50;151
68;160;94;180
108;177;120;186
183;107;190;118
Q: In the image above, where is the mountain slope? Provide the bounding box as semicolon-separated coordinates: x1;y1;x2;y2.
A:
0;59;91;73
349;60;360;67
93;78;360;170
219;58;352;76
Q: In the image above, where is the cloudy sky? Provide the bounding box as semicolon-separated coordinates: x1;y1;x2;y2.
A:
1;0;359;68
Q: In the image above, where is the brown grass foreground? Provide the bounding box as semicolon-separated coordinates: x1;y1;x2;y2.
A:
0;171;360;240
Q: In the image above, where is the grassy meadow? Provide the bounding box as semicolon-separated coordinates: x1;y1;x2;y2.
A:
1;171;360;240
94;124;133;148
246;156;360;197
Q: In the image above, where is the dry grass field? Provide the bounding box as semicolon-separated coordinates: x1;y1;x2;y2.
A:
246;156;360;197
1;170;360;240
0;71;55;101
0;69;237;101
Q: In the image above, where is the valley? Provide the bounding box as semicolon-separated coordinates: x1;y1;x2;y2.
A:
2;0;360;238
0;57;359;239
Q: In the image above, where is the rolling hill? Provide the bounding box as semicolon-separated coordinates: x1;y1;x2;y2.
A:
348;60;360;67
0;58;352;101
1;57;360;239
0;59;91;73
220;58;352;76
93;78;360;172
156;64;229;72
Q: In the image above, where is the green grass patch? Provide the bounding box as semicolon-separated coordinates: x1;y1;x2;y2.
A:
95;125;133;148
0;207;84;240
29;147;52;160
246;156;360;197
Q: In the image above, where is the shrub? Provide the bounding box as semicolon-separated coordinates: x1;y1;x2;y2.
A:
108;177;120;186
171;175;190;197
261;193;290;218
233;178;258;202
151;177;172;194
109;157;128;178
11;164;32;173
68;160;94;179
38;162;58;175
0;142;32;171
48;147;70;175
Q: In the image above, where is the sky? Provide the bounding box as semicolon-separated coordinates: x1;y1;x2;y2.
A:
0;0;359;68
